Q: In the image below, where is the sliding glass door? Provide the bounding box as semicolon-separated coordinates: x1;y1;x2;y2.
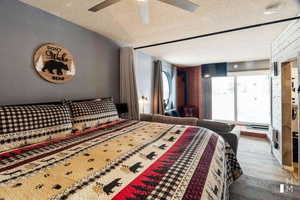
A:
237;75;270;124
211;75;270;124
212;77;235;121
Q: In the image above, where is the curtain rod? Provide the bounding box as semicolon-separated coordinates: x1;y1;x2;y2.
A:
134;16;300;50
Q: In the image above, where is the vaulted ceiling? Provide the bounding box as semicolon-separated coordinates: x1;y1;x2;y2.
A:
21;0;299;65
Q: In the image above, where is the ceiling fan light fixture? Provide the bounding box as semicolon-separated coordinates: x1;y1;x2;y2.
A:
137;0;149;24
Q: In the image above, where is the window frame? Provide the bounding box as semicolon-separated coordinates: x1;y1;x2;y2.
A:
211;74;271;126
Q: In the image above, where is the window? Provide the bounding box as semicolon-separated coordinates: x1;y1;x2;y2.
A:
162;71;170;107
237;75;270;124
211;75;270;124
212;77;235;121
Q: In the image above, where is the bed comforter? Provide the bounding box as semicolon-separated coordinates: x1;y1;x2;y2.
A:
0;120;242;200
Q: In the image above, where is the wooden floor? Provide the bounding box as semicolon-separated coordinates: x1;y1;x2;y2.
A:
237;135;292;183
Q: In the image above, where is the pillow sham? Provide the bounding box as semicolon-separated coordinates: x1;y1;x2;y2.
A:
0;104;72;152
69;98;119;131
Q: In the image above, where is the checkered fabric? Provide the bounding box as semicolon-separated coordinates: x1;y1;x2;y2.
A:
146;140;200;199
224;143;242;184
69;98;119;131
0;104;72;152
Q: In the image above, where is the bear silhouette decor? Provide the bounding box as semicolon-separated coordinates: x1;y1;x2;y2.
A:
129;162;144;173
103;178;122;195
42;60;69;76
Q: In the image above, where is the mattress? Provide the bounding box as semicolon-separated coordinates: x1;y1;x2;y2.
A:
0;120;242;200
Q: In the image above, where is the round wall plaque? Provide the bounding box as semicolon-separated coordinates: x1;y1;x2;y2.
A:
33;43;76;83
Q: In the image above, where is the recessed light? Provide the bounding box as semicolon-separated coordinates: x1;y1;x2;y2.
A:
66;2;72;7
264;10;277;15
233;64;238;69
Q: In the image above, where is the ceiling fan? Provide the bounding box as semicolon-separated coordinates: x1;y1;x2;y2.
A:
88;0;200;24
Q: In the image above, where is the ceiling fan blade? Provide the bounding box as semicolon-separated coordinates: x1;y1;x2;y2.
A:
88;0;122;12
137;0;150;24
158;0;199;12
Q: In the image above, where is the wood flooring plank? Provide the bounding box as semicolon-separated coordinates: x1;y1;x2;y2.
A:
238;136;293;183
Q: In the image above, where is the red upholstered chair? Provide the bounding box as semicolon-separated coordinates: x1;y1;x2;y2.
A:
179;105;199;118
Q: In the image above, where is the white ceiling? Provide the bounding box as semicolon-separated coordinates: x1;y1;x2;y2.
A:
20;0;300;65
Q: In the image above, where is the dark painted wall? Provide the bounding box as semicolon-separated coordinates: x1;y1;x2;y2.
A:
0;0;120;105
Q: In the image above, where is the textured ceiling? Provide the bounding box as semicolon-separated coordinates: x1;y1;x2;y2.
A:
20;0;300;65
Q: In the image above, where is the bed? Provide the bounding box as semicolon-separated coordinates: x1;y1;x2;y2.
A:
0;100;242;200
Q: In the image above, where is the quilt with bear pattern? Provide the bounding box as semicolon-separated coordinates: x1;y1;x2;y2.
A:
0;120;242;200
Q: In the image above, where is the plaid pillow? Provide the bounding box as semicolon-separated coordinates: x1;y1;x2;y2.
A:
0;104;72;152
70;98;119;131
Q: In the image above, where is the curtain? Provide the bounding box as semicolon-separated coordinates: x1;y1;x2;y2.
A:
203;78;212;119
153;60;164;114
120;47;139;120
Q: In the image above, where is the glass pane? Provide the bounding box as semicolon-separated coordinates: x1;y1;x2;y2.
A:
237;75;270;124
162;72;170;103
212;77;235;121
